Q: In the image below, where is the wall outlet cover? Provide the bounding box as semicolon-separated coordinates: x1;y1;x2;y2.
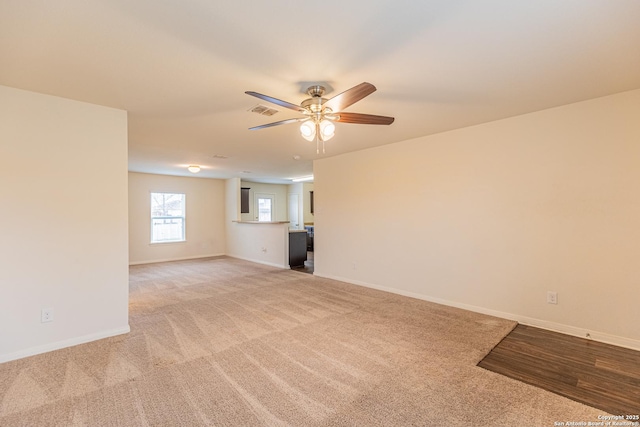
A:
41;308;54;323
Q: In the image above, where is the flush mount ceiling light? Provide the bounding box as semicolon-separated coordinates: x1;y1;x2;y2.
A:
245;82;394;154
187;165;201;173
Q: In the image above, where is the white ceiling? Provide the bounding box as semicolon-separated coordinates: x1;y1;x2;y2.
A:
2;1;639;183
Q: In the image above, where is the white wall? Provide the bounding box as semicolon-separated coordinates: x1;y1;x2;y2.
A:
240;181;288;222
128;172;226;264
226;221;290;268
0;85;129;362
226;177;241;223
314;89;640;350
227;178;290;268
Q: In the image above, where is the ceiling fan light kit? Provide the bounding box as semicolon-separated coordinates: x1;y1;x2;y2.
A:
246;82;394;153
299;118;335;142
319;119;335;140
300;120;316;141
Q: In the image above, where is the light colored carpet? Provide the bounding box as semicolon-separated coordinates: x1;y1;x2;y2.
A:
0;257;606;426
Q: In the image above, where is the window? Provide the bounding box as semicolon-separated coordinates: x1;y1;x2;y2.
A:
257;197;273;221
150;192;185;243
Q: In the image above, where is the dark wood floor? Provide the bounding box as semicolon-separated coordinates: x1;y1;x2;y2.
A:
478;324;640;415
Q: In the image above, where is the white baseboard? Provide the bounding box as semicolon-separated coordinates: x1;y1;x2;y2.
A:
227;255;288;269
313;272;640;352
0;325;131;364
129;253;226;266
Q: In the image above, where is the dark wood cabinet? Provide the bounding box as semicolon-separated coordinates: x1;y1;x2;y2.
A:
241;188;250;213
289;231;307;267
304;226;314;251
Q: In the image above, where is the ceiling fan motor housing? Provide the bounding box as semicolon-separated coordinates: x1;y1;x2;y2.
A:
302;85;328;114
306;85;325;97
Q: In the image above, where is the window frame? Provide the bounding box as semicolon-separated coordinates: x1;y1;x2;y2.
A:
150;192;186;244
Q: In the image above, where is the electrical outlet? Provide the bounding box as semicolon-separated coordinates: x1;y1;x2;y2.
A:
41;308;54;323
546;291;558;305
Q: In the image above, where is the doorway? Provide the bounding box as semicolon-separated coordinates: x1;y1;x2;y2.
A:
288;193;300;229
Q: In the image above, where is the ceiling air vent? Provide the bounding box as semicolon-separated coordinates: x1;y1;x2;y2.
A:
249;104;279;116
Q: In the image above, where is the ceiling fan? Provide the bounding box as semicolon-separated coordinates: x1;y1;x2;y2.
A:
245;82;394;153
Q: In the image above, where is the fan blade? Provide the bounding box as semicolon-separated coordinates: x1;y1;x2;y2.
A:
334;112;395;125
323;82;377;112
249;117;308;130
245;91;307;113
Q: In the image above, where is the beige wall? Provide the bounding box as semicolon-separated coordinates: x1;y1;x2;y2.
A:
314;89;640;349
0;85;129;362
128;172;226;264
